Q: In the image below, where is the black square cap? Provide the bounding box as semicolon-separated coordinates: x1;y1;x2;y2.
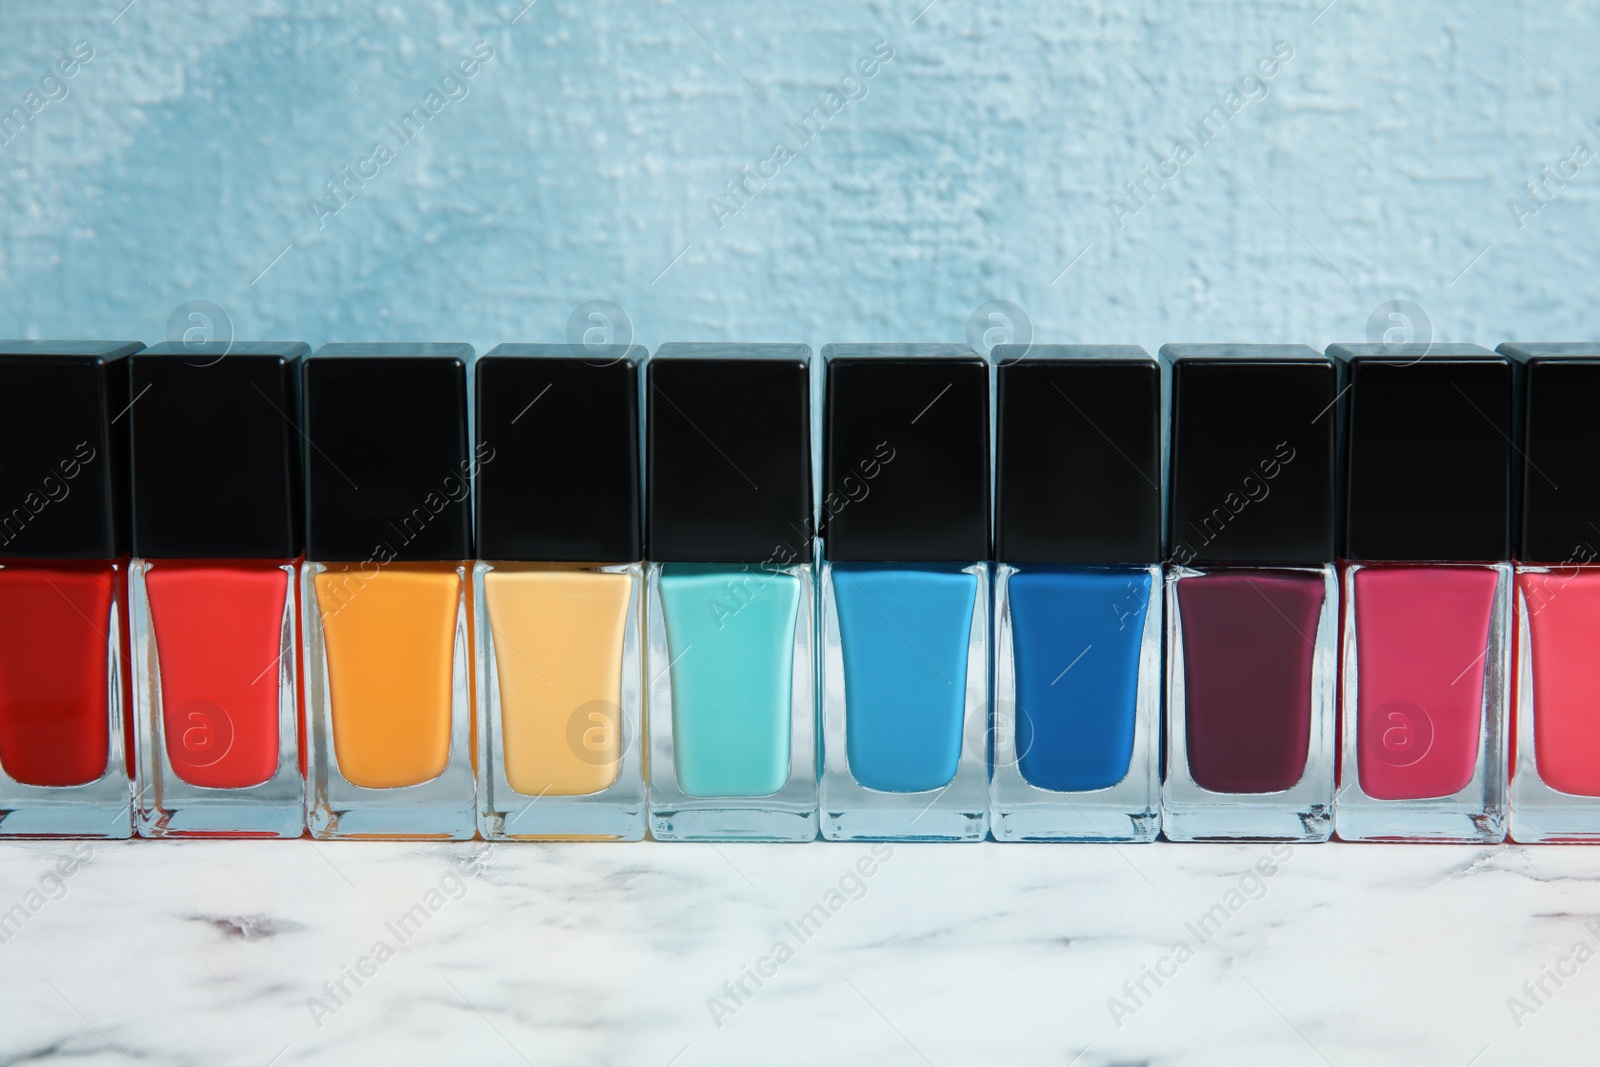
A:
1163;344;1338;565
0;341;141;559
995;345;1161;564
1332;343;1517;562
130;342;307;558
646;344;813;564
303;343;474;562
1499;343;1600;564
475;344;642;562
822;344;990;562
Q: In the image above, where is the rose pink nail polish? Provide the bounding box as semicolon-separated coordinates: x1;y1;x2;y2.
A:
1332;343;1515;843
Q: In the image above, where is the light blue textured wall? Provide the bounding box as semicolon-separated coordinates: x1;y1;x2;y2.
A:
0;0;1594;354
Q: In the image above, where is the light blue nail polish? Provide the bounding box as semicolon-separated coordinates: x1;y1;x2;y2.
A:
660;565;798;798
818;345;991;841
644;344;818;841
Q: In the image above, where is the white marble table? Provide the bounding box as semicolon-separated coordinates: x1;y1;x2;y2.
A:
0;838;1592;1065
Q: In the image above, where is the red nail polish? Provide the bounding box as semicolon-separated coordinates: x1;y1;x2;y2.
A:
0;342;139;838
129;343;307;837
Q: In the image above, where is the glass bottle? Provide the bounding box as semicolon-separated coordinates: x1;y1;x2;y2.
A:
818;344;991;841
129;342;307;837
0;341;140;838
1502;344;1600;842
1331;343;1514;843
302;344;479;840
1160;345;1340;842
990;345;1162;842
645;344;817;841
473;344;645;840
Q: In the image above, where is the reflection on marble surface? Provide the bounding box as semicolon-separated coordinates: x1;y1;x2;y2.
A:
0;838;1595;1065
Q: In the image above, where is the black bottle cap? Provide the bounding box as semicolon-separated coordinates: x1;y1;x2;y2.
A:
303;343;474;562
1163;344;1338;565
1331;343;1517;562
822;344;990;562
995;345;1161;564
0;341;140;560
476;344;642;562
1500;344;1600;564
646;344;813;564
130;343;307;559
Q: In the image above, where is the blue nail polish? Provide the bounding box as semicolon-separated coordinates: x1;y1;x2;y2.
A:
819;345;991;841
834;564;978;792
990;346;1162;842
1008;568;1150;791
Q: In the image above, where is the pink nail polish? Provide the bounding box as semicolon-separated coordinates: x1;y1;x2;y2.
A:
1333;343;1513;843
1502;344;1600;842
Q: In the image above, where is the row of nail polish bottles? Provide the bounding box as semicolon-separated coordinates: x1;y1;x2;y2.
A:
991;342;1557;846
642;344;995;843
986;344;1337;843
0;341;989;842
2;339;1598;843
1153;343;1511;845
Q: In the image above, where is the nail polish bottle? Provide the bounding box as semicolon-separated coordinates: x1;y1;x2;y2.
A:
128;343;307;837
0;341;140;838
645;344;817;841
1503;344;1600;842
1331;343;1515;843
302;344;479;840
1160;345;1339;842
473;344;645;841
818;344;991;841
990;346;1162;842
